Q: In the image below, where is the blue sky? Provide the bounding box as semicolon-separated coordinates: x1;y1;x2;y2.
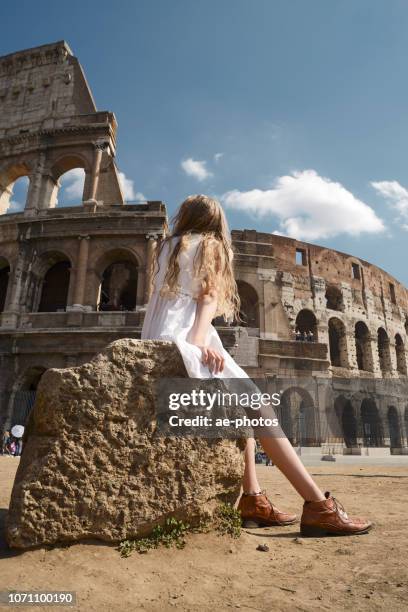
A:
3;0;408;284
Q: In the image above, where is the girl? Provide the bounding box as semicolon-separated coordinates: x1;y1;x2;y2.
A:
141;194;372;537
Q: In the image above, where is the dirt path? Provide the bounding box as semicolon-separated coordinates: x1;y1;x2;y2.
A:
1;458;407;611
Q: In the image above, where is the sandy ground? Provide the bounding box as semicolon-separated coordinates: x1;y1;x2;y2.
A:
1;457;408;612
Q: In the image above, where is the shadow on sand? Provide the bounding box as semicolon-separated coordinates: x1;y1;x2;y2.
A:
0;509;121;558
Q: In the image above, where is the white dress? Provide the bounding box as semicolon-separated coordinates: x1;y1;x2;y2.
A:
141;233;249;380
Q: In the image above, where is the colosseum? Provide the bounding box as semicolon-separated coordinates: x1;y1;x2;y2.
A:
1;41;407;457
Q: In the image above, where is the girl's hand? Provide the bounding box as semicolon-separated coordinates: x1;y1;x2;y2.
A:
195;345;225;374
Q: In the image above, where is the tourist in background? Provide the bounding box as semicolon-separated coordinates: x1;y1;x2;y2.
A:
1;430;10;455
8;437;16;456
14;438;23;456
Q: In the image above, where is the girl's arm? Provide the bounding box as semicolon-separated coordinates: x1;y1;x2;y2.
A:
186;289;225;374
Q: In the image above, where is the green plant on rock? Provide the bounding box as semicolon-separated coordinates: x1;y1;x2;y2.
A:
118;517;189;557
118;503;241;557
214;502;242;539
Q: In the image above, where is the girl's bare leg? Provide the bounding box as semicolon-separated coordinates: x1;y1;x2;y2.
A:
242;438;262;494
186;289;325;503
258;434;325;502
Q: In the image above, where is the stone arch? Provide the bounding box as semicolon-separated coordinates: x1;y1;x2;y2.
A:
25;249;73;313
325;285;343;311
295;309;318;341
6;176;30;213
361;398;384;447
355;321;373;372
328;317;348;367
387;406;402;449
34;251;72;313
234;280;259;328
0;161;32;214
395;333;407;375
315;249;345;277
51;153;90;180
45;154;91;208
95;248;140;312
377;327;392;374
334;396;357;448
0;256;11;313
279;387;318;446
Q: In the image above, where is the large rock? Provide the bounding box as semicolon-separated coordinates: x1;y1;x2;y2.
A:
6;339;244;549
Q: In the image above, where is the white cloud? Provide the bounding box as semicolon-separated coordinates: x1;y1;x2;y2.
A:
214;152;224;162
371;180;408;229
181;158;213;182
60;168;85;200
8;200;23;212
221;169;385;241
134;191;147;201
117;171;145;200
117;172;146;200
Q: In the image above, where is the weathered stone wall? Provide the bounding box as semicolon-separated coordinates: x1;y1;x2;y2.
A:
0;40;124;217
231;229;408;453
0;43;168;431
232;229;408;379
0;41;95;134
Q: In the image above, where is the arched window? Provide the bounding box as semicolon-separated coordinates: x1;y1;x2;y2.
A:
38;261;71;312
233;281;259;328
279;387;318;446
377;327;392;374
342;401;357;447
47;156;89;209
395;334;407;375
328;317;348;367
334;396;357;448
355;321;373;372
4;176;30;215
0;164;31;215
295;309;318;341
387;406;402;449
361;398;384;447
325;285;343;311
6;176;30;213
98;260;138;311
57;168;86;207
0;258;10;312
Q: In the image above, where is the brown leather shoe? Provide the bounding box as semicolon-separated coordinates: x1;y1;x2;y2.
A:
238;490;297;527
300;491;373;537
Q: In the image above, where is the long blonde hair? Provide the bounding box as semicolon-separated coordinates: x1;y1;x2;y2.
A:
153;194;240;321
